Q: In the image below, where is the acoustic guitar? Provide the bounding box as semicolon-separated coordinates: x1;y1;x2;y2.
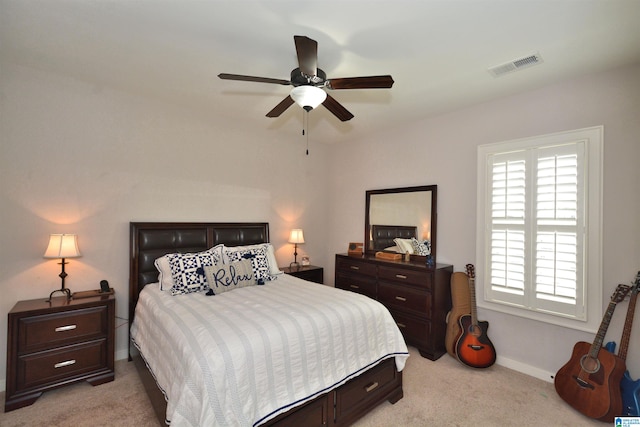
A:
605;271;640;416
445;271;471;357
554;283;631;422
455;264;496;368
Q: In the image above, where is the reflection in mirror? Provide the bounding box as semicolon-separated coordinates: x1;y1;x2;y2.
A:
365;185;437;261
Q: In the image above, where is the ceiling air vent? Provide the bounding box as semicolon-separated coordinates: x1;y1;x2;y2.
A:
488;52;543;77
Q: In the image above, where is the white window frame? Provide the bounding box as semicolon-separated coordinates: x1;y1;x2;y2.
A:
476;126;603;333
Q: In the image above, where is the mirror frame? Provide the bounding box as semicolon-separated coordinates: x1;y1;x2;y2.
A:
364;185;437;261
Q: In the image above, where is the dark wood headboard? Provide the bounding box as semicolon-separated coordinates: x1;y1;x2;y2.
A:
371;225;417;251
128;222;269;354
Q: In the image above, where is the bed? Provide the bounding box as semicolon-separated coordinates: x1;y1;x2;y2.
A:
370;225;417;252
128;222;408;426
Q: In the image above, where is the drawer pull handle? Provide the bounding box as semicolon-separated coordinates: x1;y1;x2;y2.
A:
55;325;77;332
350;285;360;289
395;296;407;302
350;266;360;270
395;274;407;279
54;359;76;369
397;323;406;328
364;382;379;393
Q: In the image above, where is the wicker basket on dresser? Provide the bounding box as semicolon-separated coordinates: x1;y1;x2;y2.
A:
335;253;452;360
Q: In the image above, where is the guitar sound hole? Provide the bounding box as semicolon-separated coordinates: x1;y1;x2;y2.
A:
579;354;600;374
469;325;482;337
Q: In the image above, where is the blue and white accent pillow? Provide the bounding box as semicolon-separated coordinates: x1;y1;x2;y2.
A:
167;246;224;295
203;259;256;295
224;245;276;284
411;237;431;256
156;245;224;293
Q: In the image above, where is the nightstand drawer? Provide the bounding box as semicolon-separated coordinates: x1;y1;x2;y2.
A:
18;306;108;353
17;339;108;390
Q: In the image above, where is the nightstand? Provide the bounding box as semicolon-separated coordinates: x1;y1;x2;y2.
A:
281;265;324;284
4;294;115;412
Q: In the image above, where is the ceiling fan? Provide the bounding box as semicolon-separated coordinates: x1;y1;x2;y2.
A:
218;35;394;122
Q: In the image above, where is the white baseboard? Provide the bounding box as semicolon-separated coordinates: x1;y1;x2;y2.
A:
497;355;555;383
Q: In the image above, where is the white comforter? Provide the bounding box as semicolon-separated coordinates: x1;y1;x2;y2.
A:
130;274;409;427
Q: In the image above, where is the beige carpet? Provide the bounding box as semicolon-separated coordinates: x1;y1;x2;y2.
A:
0;346;603;427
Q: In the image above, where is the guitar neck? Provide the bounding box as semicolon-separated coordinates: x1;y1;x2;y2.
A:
469;277;478;325
618;290;638;361
590;299;619;359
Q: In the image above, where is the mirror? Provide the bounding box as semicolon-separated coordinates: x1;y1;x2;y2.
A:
365;185;437;261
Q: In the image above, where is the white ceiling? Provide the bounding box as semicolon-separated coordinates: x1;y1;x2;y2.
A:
2;0;640;143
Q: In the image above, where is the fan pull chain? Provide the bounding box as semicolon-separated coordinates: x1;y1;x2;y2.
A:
302;110;310;155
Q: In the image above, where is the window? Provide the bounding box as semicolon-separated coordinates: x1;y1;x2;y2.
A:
476;126;603;332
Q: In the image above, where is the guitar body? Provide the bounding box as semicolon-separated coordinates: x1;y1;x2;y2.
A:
455;315;496;368
621;371;640;416
445;272;471;357
554;341;626;421
606;341;640;416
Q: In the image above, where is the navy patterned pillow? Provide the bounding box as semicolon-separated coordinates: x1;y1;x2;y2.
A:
168;250;217;295
411;237;431;256
224;245;276;284
203;259;256;295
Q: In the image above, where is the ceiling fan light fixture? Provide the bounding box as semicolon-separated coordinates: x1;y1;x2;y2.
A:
290;86;326;111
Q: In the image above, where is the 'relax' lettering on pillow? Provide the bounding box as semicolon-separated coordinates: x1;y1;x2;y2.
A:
204;259;256;295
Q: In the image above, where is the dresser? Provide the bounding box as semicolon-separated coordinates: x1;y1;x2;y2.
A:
4;294;115;412
335;254;452;360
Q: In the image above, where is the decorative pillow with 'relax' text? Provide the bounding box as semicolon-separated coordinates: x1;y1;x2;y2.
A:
204;259;257;295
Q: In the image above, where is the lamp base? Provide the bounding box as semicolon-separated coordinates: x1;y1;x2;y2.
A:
289;262;301;271
48;287;72;302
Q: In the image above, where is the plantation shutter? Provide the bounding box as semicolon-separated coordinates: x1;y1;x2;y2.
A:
486;142;585;318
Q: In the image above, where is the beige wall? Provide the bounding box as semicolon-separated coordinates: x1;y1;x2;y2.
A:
327;63;640;381
1;61;639;390
0;63;332;390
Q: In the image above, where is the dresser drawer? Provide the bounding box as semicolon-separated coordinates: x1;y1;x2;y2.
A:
16;339;108;391
378;265;431;288
378;282;431;315
335;358;400;422
336;272;377;299
336;257;377;277
389;310;431;349
18;306;108;354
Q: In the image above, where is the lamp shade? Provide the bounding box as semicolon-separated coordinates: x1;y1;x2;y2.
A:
290;86;327;111
44;234;81;259
288;229;305;244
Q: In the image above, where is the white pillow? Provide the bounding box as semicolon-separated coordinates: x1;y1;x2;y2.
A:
154;255;174;291
383;245;403;253
393;238;415;254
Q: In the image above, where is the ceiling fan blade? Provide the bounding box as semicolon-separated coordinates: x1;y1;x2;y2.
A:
218;73;290;85
327;75;394;90
294;35;317;77
322;94;354;122
266;95;295;118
